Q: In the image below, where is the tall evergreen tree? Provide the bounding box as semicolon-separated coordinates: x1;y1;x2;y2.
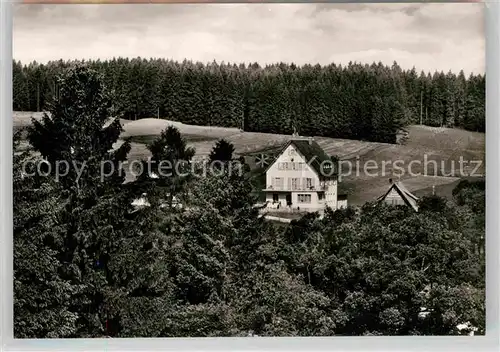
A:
209;139;235;164
137;126;196;208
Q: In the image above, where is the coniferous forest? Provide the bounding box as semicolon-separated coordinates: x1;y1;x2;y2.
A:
12;58;485;144
13;66;485;338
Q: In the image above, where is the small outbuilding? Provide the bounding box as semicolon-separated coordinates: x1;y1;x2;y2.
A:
377;179;419;212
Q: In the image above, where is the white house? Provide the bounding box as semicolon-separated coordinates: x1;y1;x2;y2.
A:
263;137;346;213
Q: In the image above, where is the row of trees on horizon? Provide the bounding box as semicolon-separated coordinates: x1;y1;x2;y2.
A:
13;58;485;144
14;66;485;337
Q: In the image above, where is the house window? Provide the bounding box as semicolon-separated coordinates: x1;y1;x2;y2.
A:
298;194;312;203
318;193;324;201
291;178;300;190
273;193;279;202
304;178;314;189
289;162;304;171
272;177;284;189
279;162;291;170
390;198;402;205
392;198;403;205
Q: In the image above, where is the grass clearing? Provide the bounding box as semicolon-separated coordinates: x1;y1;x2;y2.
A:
127;134;219;145
121;118;240;139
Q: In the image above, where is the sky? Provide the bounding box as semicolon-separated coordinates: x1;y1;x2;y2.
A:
13;3;484;75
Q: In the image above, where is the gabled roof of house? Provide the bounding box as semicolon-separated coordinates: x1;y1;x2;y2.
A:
265;138;337;177
377;181;419;212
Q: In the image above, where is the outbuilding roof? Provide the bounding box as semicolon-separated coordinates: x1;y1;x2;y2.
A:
377;181;419;212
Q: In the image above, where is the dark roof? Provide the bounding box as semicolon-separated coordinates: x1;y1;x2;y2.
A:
266;138;337;177
377;181;419;212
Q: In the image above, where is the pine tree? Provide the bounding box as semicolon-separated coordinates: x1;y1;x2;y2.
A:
12;61;30;111
27;65;130;193
209;139;235;164
455;70;467;128
136;126;196;208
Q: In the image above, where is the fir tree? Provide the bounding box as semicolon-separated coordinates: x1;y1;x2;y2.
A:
209;139;235;164
137;126;196;208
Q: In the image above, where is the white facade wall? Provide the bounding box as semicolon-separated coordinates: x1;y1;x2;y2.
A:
291;191;324;211
266;144;319;190
324;179;338;210
265;192;288;208
265;191;325;211
337;198;348;209
384;188;406;206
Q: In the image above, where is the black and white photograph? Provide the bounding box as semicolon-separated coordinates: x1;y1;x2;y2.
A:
11;2;486;338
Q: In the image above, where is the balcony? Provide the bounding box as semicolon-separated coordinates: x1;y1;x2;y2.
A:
263;185;326;192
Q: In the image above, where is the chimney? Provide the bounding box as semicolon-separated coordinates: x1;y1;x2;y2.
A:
308;137;313;145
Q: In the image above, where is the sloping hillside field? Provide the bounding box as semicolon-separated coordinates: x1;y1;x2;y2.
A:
13;112;485;205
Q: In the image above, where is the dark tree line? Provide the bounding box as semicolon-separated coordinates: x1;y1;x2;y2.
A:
13;58;485;144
